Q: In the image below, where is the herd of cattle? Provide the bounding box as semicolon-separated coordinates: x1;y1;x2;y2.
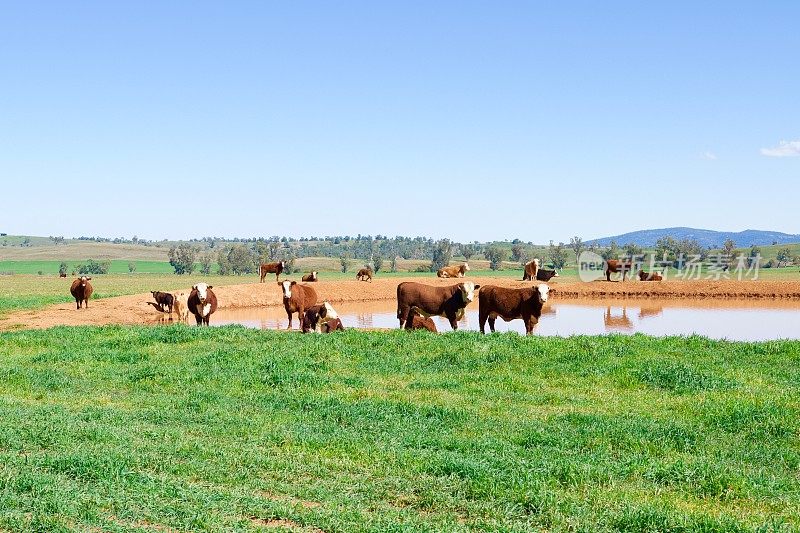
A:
67;258;662;335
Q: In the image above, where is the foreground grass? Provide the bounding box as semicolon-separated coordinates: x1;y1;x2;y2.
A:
0;328;797;531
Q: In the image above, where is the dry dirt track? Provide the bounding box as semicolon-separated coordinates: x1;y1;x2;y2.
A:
4;277;800;331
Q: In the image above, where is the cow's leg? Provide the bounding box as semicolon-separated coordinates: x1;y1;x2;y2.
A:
488;314;497;333
524;314;538;335
195;314;203;326
397;305;409;328
478;309;488;334
446;312;458;331
606;269;612;282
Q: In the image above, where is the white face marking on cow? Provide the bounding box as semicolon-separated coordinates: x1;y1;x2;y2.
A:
194;283;209;303
459;282;477;303
321;301;339;320
538;284;550;303
281;280;292;299
464;263;470;271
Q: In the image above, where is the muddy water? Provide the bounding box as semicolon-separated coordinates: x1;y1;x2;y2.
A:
210;299;800;341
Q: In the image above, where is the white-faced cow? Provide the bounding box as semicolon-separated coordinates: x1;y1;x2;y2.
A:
301;301;340;333
187;283;218;326
279;280;318;330
478;284;550;335
437;263;470;278
301;271;318;282
522;259;540;281
259;261;286;283
396;281;480;331
70;276;93;309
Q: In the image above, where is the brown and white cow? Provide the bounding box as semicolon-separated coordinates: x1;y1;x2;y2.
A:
396;281;480;331
478;284;550;335
437;263;470;278
187;283;218;326
536;268;559;282
151;291;174;314
279;280;318;329
404;309;438;332
259;261;286;282
605;259;635;282
356;267;373;282
320;318;345;333
301;271;318;282
522;259;540;281
70;276;93;309
637;270;663;282
301;301;340;333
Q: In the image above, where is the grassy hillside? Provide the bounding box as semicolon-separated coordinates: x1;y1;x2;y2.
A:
0;327;797;531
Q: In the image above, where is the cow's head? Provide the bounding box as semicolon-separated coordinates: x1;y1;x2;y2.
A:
192;283;211;303
79;276;91;286
280;280;296;299
552;270;559;277
462;263;471;271
458;282;480;304
280;260;286;269
311;271;318;280
536;283;550;303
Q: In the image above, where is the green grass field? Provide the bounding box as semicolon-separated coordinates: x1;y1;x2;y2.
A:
0;327;797;531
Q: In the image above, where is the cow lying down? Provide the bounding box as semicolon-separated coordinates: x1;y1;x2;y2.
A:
301;301;343;333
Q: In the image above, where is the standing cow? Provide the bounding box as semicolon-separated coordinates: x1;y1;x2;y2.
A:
522;259;540;281
356;267;373;282
187;283;218;326
70;276;93;309
396;281;480;331
279;280;318;329
173;291;190;322
478;284;550;335
605;259;635;282
536;269;559;282
259;261;286;282
151;291;174;314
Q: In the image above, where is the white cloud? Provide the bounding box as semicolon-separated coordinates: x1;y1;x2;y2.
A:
701;151;717;160
760;140;800;157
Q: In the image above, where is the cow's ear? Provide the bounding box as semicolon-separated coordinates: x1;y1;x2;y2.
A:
207;285;213;289
192;284;197;290
474;284;481;290
291;281;297;286
86;277;92;280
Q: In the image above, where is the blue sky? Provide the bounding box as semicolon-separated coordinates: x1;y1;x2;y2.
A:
2;1;798;243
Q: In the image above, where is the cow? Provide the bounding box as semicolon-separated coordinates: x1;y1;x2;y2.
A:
301;271;318;282
638;270;663;282
478;284;550;335
522;259;540;281
259;261;286;282
320;318;345;333
280;280;318;329
59;272;67;278
173;291;190;322
605;259;635;282
356;267;373;282
301;301;340;333
404;309;438;332
437;263;470;278
187;283;218;326
536;268;559;282
70;276;93;309
151;291;174;314
396;281;480;331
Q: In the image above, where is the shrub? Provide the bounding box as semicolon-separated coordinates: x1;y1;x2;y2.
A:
77;259;110;275
430;240;453;272
58;262;68;276
128;262;136;274
484;246;508;271
168;243;198;275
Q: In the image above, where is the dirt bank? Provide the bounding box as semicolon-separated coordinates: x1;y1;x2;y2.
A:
3;277;800;331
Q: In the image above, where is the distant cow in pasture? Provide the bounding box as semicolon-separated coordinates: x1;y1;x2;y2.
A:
59;272;67;278
151;291;174;314
404;309;438;332
437;263;470;278
522;259;540;281
70;276;93;310
478;284;550;335
259;261;286;282
301;301;340;333
356;267;373;282
173;291;190;321
280;280;318;329
187;283;217;326
605;259;635;282
536;268;559;282
637;270;663;281
301;271;318;282
396;281;480;331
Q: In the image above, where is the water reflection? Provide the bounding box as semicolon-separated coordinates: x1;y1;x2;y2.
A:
604;306;633;331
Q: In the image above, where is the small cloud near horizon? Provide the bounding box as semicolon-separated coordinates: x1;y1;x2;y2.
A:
701;151;717;160
760;140;800;157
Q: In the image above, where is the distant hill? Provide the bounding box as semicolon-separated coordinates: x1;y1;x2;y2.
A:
586;228;800;249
